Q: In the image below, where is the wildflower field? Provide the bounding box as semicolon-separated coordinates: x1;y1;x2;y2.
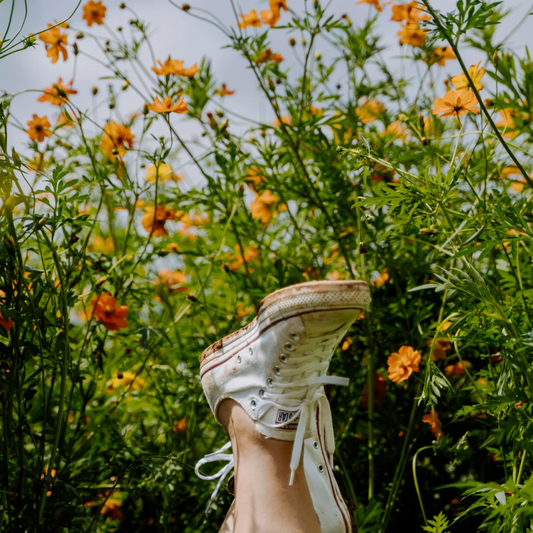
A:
1;0;533;531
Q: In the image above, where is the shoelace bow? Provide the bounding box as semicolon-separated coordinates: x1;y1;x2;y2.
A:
195;334;349;512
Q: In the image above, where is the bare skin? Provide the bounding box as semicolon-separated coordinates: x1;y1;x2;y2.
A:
217;399;321;533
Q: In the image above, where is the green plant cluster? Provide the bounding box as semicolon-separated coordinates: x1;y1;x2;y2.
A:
0;0;532;531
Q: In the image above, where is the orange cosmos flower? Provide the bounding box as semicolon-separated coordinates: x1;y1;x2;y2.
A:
258;49;284;63
214;83;235;96
426;46;456;66
238;9;262;28
89;235;114;254
387;345;421;383
100;498;123;520
90;292;128;331
250;190;277;224
382;120;408;139
261;0;288;27
26;115;52;142
432;90;479;118
245;166;265;191
391;2;430;22
39;25;68;63
37;78;77;105
173;417;187;433
141;204;176;237
495;109;518;139
371;271;389;287
272;115;292;127
100;121;135;159
451;61;485;93
0;312;13;333
147;96;188;114
356;98;386;124
152;58;198;77
422;411;444;438
444;360;469;376
431;338;451;361
510;179;527;192
358;0;386;12
145;163;180;183
228;245;259;271
110;371;145;390
82;1;106;26
398;23;427;47
361;372;388;408
155;269;187;292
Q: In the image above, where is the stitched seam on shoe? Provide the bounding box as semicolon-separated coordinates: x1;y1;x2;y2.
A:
316;404;351;533
200;306;362;377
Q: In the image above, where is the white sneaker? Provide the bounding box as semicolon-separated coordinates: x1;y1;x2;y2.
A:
196;280;370;529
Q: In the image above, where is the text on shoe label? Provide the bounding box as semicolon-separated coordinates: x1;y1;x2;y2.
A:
275;409;299;429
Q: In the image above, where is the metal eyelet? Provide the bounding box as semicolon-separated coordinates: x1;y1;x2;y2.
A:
313;441;319;450
250;399;257;410
274;366;281;376
318;464;325;473
290;333;300;341
237;355;242;364
279;354;287;363
267;377;274;388
259;389;265;398
249;347;254;355
284;343;294;351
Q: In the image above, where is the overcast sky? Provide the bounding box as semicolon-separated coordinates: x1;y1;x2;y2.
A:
1;0;532;183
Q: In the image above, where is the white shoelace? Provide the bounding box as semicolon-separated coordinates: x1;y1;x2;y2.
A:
195;333;349;511
194;441;235;513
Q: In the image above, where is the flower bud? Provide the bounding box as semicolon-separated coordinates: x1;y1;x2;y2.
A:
76;32;84;39
73;43;79;56
92;86;98;95
119;2;126;8
358;242;368;254
421;136;428;146
289;38;296;47
484;98;494;108
182;3;190;10
493;52;500;65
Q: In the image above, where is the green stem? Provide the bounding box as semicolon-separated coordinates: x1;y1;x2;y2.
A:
412;445;433;526
36;229;71;524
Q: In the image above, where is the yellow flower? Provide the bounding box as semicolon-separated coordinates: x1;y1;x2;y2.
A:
26;115;52;142
141;204;177;237
495;109;518;139
110;371;145;390
397;23;427;47
146;96;188;114
238;9;262;28
82;1;106;26
426;46;456;66
145;164;181;183
391;2;430;22
100;121;135;159
39;25;68;63
250;190;277;224
358;0;386;12
37;78;77;105
387;345;421;383
356;98;386;124
432;90;480;118
451;61;485;92
152;58;198;77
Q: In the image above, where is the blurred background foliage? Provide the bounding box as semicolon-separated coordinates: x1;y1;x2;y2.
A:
0;0;533;531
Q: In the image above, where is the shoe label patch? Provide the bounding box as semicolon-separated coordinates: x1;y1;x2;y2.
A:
275;409;298;430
